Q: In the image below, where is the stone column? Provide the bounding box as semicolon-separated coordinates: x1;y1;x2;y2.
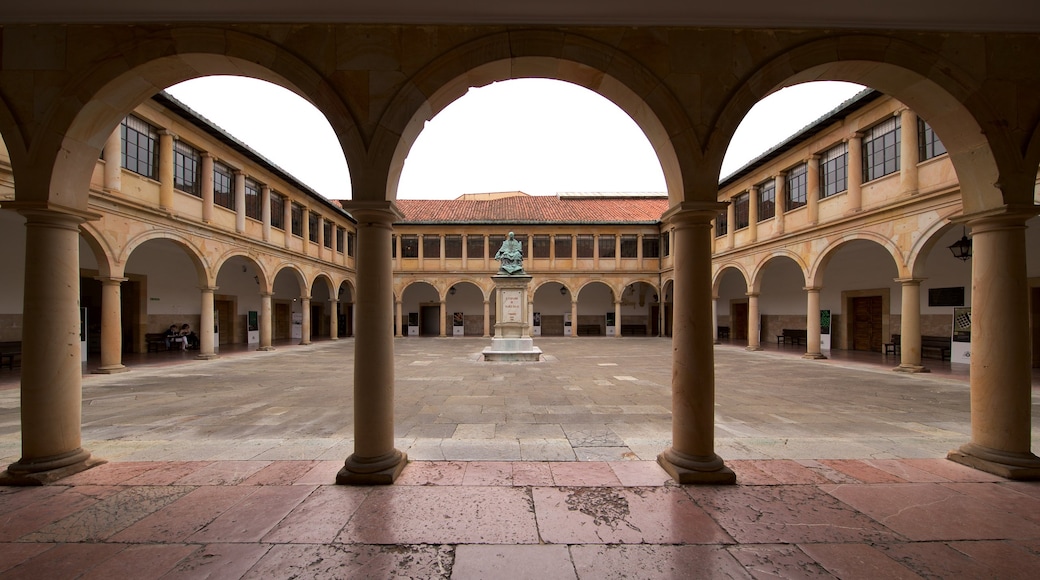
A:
94;276;129;374
746;292;762;351
899;109;919;195
3;208;102;484
482;299;491;338
201;154;214;223
894;278;926;372
657;203;734;484
301;207;310;257
259;292;275;351
103;127;122;192
774;172;786;235
712;296;720;344
806;155;820;225
725;200;736;248
462;234;469;269
570;299;579;338
317;216;326;260
234;170;246;233
948;211;1040;479
747;187;758;243
197;287;218;360
329;299;339;341
438;300;446;337
283;199;293;249
300;296;312;345
158;131;175;210
337;202;407;484
261;185;272;242
803;287;826;360
395;299;404;338
847;134;863;214
614;300;622;338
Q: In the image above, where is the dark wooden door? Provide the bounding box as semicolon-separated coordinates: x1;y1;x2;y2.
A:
732;302;748;340
1032;288;1040;368
420;305;440;336
275;303;291;340
852;296;883;352
650;305;660;336
311;303;324;339
215;300;234;345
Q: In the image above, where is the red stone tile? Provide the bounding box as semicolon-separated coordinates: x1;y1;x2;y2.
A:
173;460;271;486
1;542;126;579
0;543;52;575
22;485;194;542
881;540;1038;579
162;543;271;580
899;459;1004;482
1003;481;1040;500
263;485;369;544
242;544;454;579
571;545;749;578
59;462;157;485
121;461;213;485
462;462;513;485
864;459;952;483
0;486;65;517
534;486;732;544
395;461;466;485
947;541;1040;578
744;460;829;485
452;545;575;580
608;461;671;486
294;460;342;485
690;485;900;544
799;543;921;579
240;460;319;485
78;544;199;580
726;544;833;578
110;486;257;542
728;461;783;486
940;482;1040;526
550;462;620;486
188;485;313;543
337;486;538;544
795;460;862;484
818;460;906;483
511;462;554;486
824;482;1040;541
0;486;119;541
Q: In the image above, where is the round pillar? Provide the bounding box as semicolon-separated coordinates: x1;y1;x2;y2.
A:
745;292;762;351
803;287;827;360
197;287;218;360
300;296;312;345
894;278;927;372
258;292;275;351
329;300;339;341
94;276;129;373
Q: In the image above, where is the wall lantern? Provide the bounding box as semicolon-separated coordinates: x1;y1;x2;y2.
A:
449;286;456;295
560;286;568;295
947;228;972;262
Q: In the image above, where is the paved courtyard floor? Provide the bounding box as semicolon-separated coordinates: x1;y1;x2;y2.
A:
0;338;1038;578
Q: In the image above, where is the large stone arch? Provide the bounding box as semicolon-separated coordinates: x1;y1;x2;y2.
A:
119;230;209;285
213;250;270;290
808;232;906;287
78;222;118;278
27;28;362;211
271;263;310;296
714;34;1015;214
749;251;809;294
906;206;968;279
376;30;694;204
712;263;751;295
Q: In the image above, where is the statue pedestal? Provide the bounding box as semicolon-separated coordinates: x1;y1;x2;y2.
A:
483;275;542;362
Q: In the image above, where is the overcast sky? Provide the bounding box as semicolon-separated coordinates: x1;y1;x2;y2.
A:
165;77;864;200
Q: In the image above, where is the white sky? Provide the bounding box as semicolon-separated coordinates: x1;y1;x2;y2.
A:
165;77;865;200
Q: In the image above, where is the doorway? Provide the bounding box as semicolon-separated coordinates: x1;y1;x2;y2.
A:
851;295;883;352
215;299;235;345
731;301;748;340
311;303;325;339
1032;287;1040;368
275;302;291;340
420;304;441;336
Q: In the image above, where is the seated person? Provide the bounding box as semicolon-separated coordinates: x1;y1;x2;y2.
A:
179;324;199;350
164;324;186;350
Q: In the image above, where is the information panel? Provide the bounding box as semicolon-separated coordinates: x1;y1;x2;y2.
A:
501;290;523;323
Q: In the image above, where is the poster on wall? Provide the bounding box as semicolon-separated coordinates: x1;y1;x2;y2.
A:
606;311;616;336
80;307;87;363
247;310;260;344
564;313;572;336
533;312;541;336
820;309;832;351
291;312;302;339
951;307;971;364
453;312;464;336
407;312;419;336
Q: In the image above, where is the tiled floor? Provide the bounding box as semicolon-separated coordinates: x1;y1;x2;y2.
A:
1;337;1038;578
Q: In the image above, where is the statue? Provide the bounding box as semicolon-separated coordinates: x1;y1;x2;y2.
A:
494;231;525;275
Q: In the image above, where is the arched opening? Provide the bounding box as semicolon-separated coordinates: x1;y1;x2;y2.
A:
337;281;355;338
401;282;442;337
816;240;900;354
619;281;660;337
444;281;486;337
532;282;572;337
272;267;307;344
715;267;750;344
574;282;615;337
123;238;207;353
213;256;265;348
754;256;809;351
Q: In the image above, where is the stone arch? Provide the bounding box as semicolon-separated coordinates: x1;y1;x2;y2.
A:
444;277;491;301
31;28;361;211
121;230;209;285
312;273;337;298
213;250;270;290
399;278;443;299
714;34;1013;214
749;251;809;294
906;207;971;279
533;278;574;298
808;233;906;287
575;279;619;300
376;30;694;204
712;263;751;295
78;222;118;278
271;263;310;296
619;278;661;296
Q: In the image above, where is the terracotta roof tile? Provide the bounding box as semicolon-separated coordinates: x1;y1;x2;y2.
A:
385;196;669;224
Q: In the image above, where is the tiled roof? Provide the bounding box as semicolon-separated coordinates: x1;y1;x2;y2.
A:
387;195;669;225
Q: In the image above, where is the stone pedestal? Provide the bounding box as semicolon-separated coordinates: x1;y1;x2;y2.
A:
483;275;542;362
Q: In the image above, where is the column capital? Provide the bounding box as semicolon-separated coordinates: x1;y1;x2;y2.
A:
745;292;759;298
198;285;218;293
341;200;404;226
300;295;312;302
159;129;179;139
894;277;925;286
94;276;128;285
954;204;1039;233
9;201;101;225
802;286;823;293
260;292;275;298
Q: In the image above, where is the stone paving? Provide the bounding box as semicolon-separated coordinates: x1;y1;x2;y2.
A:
0;337;1038;578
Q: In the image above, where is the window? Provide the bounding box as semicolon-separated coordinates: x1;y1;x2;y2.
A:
422;234;440;258
642;235;659;258
620;235;639;258
120;115;158;179
733;192;749;229
715;211;728;237
786;163;807;209
400;235;418;258
758;179;776;220
308;212;319;243
291;203;303;236
173;141;201;196
918;119;947;161
336;227;344;252
271;193;285;229
213;161;234;209
863;115;901;181
661;231;669;257
323;221;333;248
348;231;356;257
576;234;594;258
532;235;550;259
820;142;847;198
467;235;484;260
444;235;462;258
598;235;615;258
554;235;572;259
244;179;262;220
391;235;397;258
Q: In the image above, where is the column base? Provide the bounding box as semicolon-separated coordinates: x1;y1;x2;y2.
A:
745;345;762;352
802;353;828;360
337;450;408;485
195;353;219;360
713;339;721;345
657;448;736;485
947;443;1040;480
92;364;129;374
300;341;312;346
257;346;276;352
0;449;106;485
893;364;929;373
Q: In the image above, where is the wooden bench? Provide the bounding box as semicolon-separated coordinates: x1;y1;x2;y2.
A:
776;329;807;346
884;334;901;355
620;324;647;336
921;335;952;361
0;341;22;370
577;324;601;336
145;333;169;352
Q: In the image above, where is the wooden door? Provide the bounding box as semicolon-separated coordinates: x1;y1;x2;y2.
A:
420;304;440;336
275;302;291;340
1032;288;1040;368
650;305;660;336
311;303;324;339
215;299;234;345
852;296;883;352
731;302;748;340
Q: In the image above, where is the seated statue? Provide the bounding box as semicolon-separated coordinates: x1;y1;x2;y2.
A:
494;231;525;275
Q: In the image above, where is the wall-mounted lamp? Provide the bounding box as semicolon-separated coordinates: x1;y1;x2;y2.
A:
449;286;456;296
253;275;259;284
560;286;568;295
947;227;972;262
